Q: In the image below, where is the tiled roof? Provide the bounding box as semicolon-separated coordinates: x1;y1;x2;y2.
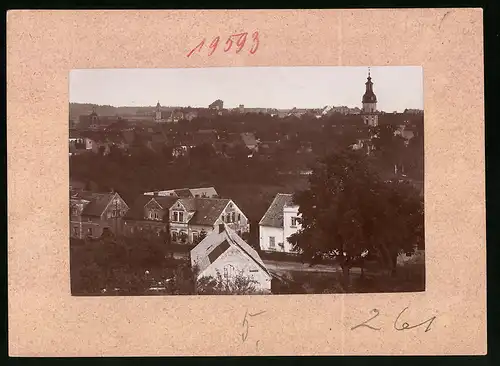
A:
191;224;270;276
153;196;179;210
124;195;154;220
178;198;230;226
259;193;295;228
70;191;116;217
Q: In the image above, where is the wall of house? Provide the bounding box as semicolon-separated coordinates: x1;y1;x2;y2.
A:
187;224;213;244
102;195;129;235
198;246;271;294
220;201;250;235
259;225;284;252
283;206;301;253
79;216;107;239
123;220;168;237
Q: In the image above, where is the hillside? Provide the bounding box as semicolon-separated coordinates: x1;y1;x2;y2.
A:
69;103;180;121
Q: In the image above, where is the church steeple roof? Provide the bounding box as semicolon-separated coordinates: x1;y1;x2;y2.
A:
362;67;377;104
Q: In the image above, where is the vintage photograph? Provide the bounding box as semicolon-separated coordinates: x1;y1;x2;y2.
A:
69;66;424;296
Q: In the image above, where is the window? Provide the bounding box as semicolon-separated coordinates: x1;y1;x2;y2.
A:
269;236;276;249
179;212;184;222
291;217;299;227
87;217;92;223
221;215;225;222
223;267;228;278
232;212;236;222
87;228;93;236
154;212;159;220
172;232;178;241
193;232;199;242
149;211;153;219
226;213;231;223
238;213;241;222
73;227;78;236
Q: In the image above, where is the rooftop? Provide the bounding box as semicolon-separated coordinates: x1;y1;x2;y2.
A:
259;193;296;228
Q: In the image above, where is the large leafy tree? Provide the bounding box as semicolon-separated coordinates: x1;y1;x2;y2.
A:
288;148;424;288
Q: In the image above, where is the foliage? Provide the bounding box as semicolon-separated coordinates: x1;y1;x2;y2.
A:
196;269;264;295
70;236;182;295
288;148;424;288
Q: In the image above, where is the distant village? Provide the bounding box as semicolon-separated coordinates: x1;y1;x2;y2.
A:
69;69;425;295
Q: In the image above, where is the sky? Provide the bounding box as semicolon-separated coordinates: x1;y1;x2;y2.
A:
69;66;423;112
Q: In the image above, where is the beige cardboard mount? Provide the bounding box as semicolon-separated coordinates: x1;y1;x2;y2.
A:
7;9;485;356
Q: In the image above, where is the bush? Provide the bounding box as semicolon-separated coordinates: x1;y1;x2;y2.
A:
196;270;266;295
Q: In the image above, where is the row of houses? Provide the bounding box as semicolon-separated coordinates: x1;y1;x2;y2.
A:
70;186;302;254
69;128;263;157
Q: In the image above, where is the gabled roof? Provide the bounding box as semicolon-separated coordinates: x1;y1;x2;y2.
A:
124;195;155;220
70;191;118;217
191;224;270;276
177;198;231;226
124;195;179;220
153;196;179;210
259;193;295;227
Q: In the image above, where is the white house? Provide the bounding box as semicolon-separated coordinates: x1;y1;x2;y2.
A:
259;193;302;253
191;224;272;294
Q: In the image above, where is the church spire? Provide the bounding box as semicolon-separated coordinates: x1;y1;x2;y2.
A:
362;67;377;104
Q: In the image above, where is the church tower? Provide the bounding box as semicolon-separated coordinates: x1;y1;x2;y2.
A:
362;68;378;127
90;106;99;128
155;101;162;122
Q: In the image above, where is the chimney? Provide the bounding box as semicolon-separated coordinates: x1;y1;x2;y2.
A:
218;223;225;234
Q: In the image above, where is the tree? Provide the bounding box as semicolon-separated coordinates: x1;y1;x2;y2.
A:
288;148;424;289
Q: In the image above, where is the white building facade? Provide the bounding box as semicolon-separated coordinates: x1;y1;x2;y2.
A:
259;193;302;253
191;224;272;294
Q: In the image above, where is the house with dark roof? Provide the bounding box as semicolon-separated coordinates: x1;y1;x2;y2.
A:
259;193;302;253
169;197;249;245
123;193;248;245
70;190;129;239
123;195;178;238
191;223;271;294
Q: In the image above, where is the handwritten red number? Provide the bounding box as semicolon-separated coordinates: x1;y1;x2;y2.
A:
224;36;233;52
187;39;205;58
249;31;259;54
208;36;220;56
188;31;259;57
235;32;248;53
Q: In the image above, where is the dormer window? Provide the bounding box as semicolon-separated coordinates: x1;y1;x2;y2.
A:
172;211;184;222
